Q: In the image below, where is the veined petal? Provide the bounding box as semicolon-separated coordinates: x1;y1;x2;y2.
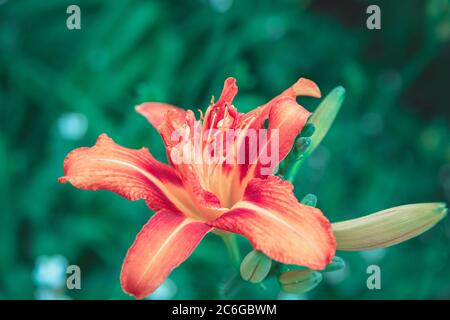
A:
278;77;321;100
216;77;238;107
269;98;310;160
237;78;320;180
234;98;311;181
59;134;199;217
136;103;192;166
263;77;320;166
208;176;336;270
204;99;313;208
260;98;310;174
175;164;226;220
239;77;321;127
121;210;211;299
136;104;225;219
136;102;186;130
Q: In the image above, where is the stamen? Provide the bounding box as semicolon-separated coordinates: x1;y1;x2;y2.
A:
206;110;218;143
238;113;257;129
223;103;229;117
218;103;234;131
197;109;204;121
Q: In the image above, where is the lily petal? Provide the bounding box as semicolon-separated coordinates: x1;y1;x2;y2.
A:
121;210;211;299
137;103;190;159
263;78;320;165
203;77;239;131
59;134;199;217
237;78;320;180
136;102;186;130
263;97;311;172
136;106;225;218
278;77;321;100
239;77;321;128
208;176;336;270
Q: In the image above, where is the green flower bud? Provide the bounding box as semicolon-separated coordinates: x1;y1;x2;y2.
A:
332;203;447;251
295;137;311;160
240;250;272;284
300;123;316;138
323;256;346;272
278;270;323;294
301;193;317;207
286;87;345;183
306;86;345;157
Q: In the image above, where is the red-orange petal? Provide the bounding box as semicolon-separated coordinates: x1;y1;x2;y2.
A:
208;176;336;270
216;77;238;108
237;78;320;179
136;102;189;161
203;77;239;130
121;210;211;299
237;98;311;178
239;77;321;128
137;103;225;219
267;97;310;163
59;134;198;217
278;77;321;100
136;102;186;130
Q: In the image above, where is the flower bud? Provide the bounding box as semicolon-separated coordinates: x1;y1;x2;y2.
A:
300;123;316;138
295;137;311;160
240;250;272;284
286;87;345;183
323;256;345;272
332;203;447;251
301;193;317;207
278;270;323;294
306;86;345;157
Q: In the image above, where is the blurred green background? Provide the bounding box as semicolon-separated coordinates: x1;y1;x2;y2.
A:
1;0;449;300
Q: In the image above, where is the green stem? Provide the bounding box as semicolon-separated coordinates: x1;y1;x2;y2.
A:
221;234;241;268
286;158;304;183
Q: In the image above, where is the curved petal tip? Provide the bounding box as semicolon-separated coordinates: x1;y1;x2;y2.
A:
293;78;321;98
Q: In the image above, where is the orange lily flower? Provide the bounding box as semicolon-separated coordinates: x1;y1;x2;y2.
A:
59;77;336;299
